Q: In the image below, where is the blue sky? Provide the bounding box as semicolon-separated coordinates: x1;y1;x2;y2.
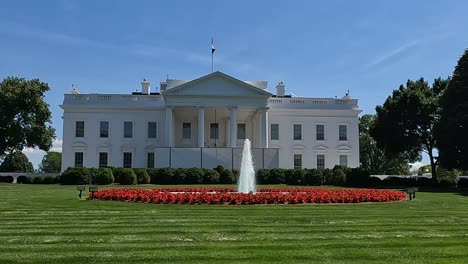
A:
1;0;467;169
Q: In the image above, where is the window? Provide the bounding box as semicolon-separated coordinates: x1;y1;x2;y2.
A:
99;152;108;168
294;154;302;169
74;152;83;167
339;125;347;141
123;152;132;168
75;121;84;137
100;121;109;138
316;124;324;140
237;123;246;140
317;155;325;170
147;152;155;168
271;124;279;140
183;123;191;139
339;155;348;167
210;123;219;139
293;124;302;140
124;122;133;138
148;122;157;139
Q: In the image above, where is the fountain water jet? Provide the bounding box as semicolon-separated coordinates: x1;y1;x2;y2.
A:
238;139;256;193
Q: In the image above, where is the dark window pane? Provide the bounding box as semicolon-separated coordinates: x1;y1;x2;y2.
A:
124;122;133;138
148;122;157;138
237;124;246;140
76;121;84;137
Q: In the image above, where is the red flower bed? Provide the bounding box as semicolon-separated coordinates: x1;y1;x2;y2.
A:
90;187;406;205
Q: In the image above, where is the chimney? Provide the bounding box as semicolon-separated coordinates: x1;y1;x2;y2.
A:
141;79;150;95
276;82;285;97
160;81;167;91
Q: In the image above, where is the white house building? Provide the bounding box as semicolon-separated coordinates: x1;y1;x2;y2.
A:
60;71;361;172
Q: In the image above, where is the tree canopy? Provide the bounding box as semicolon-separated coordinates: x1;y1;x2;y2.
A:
0;151;34;172
359;114;412;175
39;151;62;173
371;77;449;182
0;77;55;157
437;49;468;170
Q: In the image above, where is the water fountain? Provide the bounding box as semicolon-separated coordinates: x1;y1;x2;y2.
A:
238;139;256;193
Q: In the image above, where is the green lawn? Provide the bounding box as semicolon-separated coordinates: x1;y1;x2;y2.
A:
1;184;468;264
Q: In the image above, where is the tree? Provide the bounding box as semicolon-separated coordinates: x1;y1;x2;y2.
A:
359;114;412;175
371;78;450;182
0;77;55;157
0;151;34;172
38;151;62;173
437;49;468;170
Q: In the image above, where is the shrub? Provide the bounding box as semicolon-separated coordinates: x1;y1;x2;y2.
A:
438;174;458;187
185;168;204;184
303;169;322;186
118;168;137;185
33;177;44;184
17;176;33;184
367;177;382;187
458;178;468;189
415;177;432;187
43;176;57;184
269;168;286;184
219;169;235;184
256;169;269;184
0;176;14;183
111;167;125;183
159;168;174;184
135;169;150;184
60;167;91;185
286;169;305;185
346;167;370;187
172;168;187;184
331;169;346;186
146;168;160;184
203;169;220;184
322;168;334;185
94;168;114;185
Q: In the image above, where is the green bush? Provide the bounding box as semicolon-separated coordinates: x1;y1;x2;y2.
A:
159;168;174;184
111;167;125;183
118;168;137;185
303;169;322;186
60;167;91;185
43;176;57;184
331;169;346;186
346;167;370;187
185;168;204;184
171;168;186;184
94;168;114;185
202;169;220;184
322;168;334;185
0;176;14;183
367;177;382;187
286;169;305;185
268;168;286;184
219;169;235;184
458;178;468;188
134;168;150;184
17;176;33;184
33;177;44;184
256;169;269;184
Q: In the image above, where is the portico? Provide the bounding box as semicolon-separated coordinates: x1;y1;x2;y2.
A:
162;71;271;149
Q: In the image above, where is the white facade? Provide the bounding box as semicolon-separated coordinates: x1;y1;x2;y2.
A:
60;71;361;171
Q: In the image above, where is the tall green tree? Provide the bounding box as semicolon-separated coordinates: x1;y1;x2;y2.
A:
39;151;62;173
371;78;449;182
437;49;468;170
360;114;412;175
0;77;55;157
0;151;34;172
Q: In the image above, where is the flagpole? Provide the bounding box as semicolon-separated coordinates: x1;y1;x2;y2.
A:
211;37;214;73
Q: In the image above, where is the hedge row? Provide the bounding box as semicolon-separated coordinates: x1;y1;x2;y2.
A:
16;175;60;184
0;176;14;183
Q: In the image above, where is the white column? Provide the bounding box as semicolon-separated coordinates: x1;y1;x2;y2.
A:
165;106;173;147
261;107;269;148
197;106;205;147
229;106;237;148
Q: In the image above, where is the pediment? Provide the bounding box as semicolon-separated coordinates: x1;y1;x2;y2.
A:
162;71;272;97
97;142;112;148
72;142;87;148
314;145;329;152
336;145;352;152
291;144;305;150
